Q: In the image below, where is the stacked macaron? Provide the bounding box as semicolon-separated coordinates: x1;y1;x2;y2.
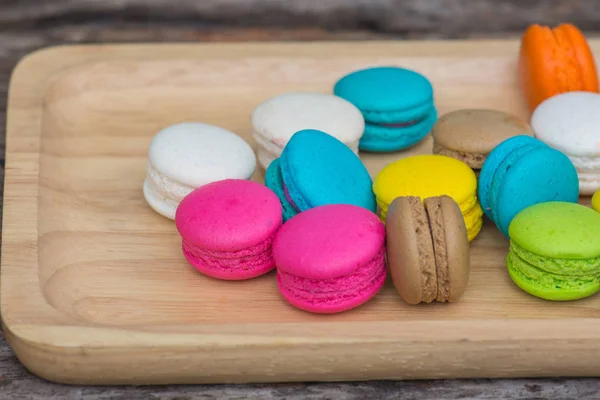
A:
334;66;437;152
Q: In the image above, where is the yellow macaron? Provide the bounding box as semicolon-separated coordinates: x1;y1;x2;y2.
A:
593;189;600;212
373;154;483;241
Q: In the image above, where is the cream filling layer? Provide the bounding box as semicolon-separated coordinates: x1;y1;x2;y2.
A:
145;162;194;208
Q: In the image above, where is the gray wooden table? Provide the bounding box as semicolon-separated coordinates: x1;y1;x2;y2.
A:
2;1;600;398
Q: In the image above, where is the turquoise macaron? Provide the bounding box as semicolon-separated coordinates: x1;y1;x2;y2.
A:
265;129;376;221
333;66;437;152
478;135;579;237
264;159;297;222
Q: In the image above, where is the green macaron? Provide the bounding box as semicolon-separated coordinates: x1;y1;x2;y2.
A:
507;201;600;301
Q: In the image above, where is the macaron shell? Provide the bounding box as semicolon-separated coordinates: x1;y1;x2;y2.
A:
508;202;600;259
558;24;599;92
519;24;559;112
548;25;582;93
478;135;544;220
435;196;470;302
175;179;282;251
432;109;533;156
148;122;256;188
251;92;364;146
593;189;600;212
492;146;579;237
386;196;437;305
531;92;600;157
280;129;376;213
334;66;434;115
273;204;385;280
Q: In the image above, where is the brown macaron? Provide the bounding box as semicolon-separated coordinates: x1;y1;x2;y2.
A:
432;109;533;169
385;195;470;305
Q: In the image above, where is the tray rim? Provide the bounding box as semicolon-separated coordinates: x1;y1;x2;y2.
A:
4;40;600;385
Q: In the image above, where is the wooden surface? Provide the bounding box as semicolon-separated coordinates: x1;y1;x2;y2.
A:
4;39;600;391
4;0;600;37
2;2;600;396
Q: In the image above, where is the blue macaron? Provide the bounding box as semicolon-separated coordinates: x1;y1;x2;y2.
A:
266;129;376;220
478;135;579;237
333;66;437;152
264;158;298;222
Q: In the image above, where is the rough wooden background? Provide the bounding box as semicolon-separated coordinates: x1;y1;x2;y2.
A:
3;1;600;398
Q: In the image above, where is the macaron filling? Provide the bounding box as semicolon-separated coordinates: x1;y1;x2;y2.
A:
511;242;600;275
361;101;434;125
264;159;298;221
277;247;386;306
282;182;301;213
145;162;194;205
433;143;487;169
182;232;277;279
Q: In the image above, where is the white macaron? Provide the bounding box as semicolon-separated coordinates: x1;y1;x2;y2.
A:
251;92;365;170
143;122;256;219
531;91;600;195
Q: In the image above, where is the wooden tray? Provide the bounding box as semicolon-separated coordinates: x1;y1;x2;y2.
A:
3;40;600;385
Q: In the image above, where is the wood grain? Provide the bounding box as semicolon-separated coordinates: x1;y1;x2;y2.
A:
3;0;600;37
3;40;600;386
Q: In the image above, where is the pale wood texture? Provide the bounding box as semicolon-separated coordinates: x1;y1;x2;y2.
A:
3;40;600;386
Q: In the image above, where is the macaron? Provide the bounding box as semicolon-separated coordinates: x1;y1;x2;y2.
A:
519;23;599;113
386;196;470;305
266;129;376;221
478;135;579;238
507;202;600;301
373;155;483;241
251;92;364;170
531;91;600;195
432;109;534;169
175;179;282;280
273;204;386;314
593;189;600;212
143;122;256;219
264;159;297;222
334;66;437;152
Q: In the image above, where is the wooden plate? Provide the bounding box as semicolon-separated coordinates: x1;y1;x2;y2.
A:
3;41;600;385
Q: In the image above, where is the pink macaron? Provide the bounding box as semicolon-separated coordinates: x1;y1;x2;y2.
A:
273;204;387;313
175;179;282;280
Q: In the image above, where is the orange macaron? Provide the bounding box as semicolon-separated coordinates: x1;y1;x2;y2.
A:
519;23;599;113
